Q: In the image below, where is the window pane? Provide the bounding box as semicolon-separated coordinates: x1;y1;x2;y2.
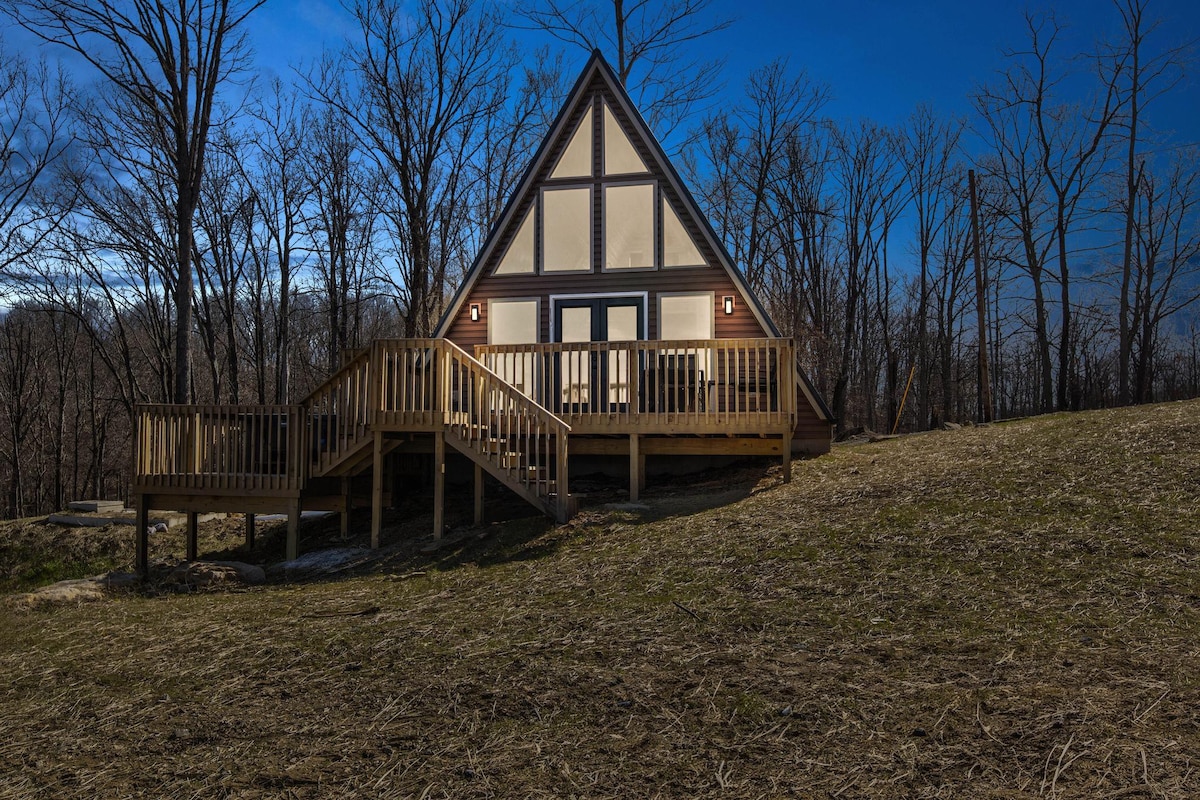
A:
489;299;538;344
559;305;591;342
662;198;705;267
605;184;653;270
604;103;647;175
607;305;639;404
659;294;713;339
495;206;535;275
551;106;592;179
658;294;713;405
543;188;591;272
488;299;538;397
606;305;638;341
559;306;591;405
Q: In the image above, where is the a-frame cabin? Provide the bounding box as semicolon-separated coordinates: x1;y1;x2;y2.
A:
130;52;833;574
438;50;831;453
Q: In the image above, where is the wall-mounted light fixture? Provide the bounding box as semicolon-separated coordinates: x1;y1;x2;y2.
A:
470;303;481;322
723;296;734;315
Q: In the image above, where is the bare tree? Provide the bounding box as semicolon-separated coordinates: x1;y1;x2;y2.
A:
1020;14;1125;410
1129;152;1200;401
0;41;75;270
246;80;313;402
193;135;254;403
896;105;963;428
4;0;266;403
316;0;514;336
305;103;378;374
829;120;902;432
1112;0;1188;404
975;51;1058;413
512;0;733;139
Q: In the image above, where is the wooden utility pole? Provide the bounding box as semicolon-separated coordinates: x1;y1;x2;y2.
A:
969;170;994;423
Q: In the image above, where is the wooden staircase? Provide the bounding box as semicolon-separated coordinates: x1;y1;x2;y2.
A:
132;339;574;553
299;339;573;522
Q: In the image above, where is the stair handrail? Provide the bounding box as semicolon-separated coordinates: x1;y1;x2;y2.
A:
301;346;375;476
439;339;572;521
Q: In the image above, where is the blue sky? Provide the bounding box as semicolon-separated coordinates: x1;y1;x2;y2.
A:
245;0;1200;151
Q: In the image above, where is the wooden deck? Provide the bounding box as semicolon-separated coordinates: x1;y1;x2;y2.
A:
131;337;815;573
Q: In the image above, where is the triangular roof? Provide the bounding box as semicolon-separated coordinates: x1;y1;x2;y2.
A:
434;50;832;422
435;50;780;337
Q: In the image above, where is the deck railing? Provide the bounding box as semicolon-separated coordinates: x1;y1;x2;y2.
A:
134;404;305;493
442;340;571;521
373;339;443;430
475;338;797;434
133;338;796;506
304;347;374;476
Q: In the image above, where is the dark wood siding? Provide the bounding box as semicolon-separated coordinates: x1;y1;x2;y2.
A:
445;266;769;348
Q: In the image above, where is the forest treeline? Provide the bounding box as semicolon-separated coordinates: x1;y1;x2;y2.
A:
0;0;1196;518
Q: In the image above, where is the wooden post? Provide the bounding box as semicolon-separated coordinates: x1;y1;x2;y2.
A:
136;495;149;578
555;431;569;523
474;462;484;525
340;476;352;539
629;434;640;502
780;431;792;483
639;452;647;492
371;430;383;549
286;497;301;562
433;432;445;539
245;513;255;549
186;511;199;561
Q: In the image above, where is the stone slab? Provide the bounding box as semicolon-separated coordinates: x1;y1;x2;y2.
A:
68;500;126;513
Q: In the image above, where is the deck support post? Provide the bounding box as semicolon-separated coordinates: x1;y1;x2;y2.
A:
185;511;199;561
473;463;484;525
780;431;792;483
629;434;640;502
136;495;149;578
286;498;301;561
433;432;445;539
340;476;352;539
555;432;569;524
245;513;255;549
371;430;383;549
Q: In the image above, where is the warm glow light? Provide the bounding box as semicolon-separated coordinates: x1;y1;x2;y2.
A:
723;296;734;315
470;303;481;322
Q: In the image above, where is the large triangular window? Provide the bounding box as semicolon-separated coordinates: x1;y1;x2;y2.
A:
551;106;593;179
603;102;647;176
662;197;706;267
494;206;535;275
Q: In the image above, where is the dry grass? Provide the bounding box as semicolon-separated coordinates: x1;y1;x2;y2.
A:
1;400;1198;798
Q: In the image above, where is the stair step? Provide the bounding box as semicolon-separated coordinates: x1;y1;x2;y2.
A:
497;451;524;468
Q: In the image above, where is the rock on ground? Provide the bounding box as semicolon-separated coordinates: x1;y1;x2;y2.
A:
168;561;266;587
9;572;140;609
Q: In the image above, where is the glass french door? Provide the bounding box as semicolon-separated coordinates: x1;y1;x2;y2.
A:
554;297;644;412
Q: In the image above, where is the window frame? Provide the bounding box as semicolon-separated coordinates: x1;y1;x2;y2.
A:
486;297;542;345
660;195;708;270
600;179;658;274
539;184;594;274
602;99;648;177
656;290;715;341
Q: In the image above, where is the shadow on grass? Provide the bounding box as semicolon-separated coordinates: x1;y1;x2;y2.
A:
162;457;780;592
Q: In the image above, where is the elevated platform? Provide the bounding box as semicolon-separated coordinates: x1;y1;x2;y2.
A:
131;337;828;574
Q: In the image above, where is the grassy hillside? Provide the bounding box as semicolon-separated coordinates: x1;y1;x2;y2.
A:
1;400;1198;798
